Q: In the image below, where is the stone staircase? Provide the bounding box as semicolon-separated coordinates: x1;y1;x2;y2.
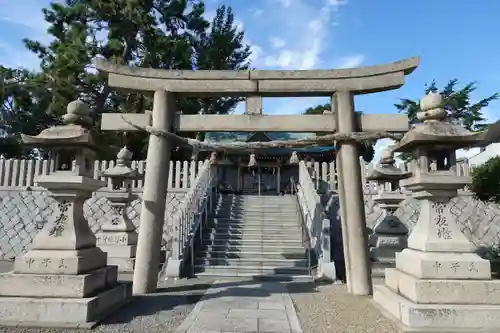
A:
194;194;311;280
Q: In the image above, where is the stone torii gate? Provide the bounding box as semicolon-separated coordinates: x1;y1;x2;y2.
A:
94;56;419;296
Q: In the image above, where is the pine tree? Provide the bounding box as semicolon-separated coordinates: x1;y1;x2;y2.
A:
303;103;375;162
1;0;252;159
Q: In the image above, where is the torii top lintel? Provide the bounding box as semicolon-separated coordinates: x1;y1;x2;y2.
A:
93;56;420;97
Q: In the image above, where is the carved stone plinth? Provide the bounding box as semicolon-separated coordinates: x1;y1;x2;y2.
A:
96;196;138;272
369;193;408;278
372;92;500;332
0;101;132;328
96;146;141;273
0;175;132;328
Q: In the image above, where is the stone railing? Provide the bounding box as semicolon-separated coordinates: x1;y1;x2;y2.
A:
164;160;216;277
0;186;187;260
295;161;335;279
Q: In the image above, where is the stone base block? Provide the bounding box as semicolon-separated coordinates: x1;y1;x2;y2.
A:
370;247;402;262
373;285;500;331
0;282;132;329
395;248;491;279
99;244;136;257
107;257;135;272
317;260;336;281
14;247;107;275
0;266;118;298
164;258;183;279
385;268;500;305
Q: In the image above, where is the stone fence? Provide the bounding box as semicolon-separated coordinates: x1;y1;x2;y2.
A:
0;159;204;260
2;156;497;261
0;158;204;189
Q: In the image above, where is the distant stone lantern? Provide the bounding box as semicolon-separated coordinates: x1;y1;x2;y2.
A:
96;146;142;272
372;92;500;331
289;151;300;164
0;100;131;328
366;148;411;277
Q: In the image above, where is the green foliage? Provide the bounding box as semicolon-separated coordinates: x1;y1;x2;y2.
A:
303;103;374;162
395;79;499;161
0;67;57;157
1;0;251;160
470;156;500;204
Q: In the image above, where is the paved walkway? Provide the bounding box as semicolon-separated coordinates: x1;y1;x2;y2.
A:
174;279;303;333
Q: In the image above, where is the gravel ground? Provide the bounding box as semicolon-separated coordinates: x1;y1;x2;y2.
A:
0;276;214;333
287;281;401;333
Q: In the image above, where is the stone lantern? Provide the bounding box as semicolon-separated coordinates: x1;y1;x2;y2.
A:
373;92;499;331
366;148;411;277
96;146;142;273
0;100;131;328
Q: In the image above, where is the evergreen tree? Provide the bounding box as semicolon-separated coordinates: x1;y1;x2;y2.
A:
1;0;252;159
395;80;498;131
395;79;499;161
303;103;375;162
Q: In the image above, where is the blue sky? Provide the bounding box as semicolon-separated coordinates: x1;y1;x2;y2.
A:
1;0;499;160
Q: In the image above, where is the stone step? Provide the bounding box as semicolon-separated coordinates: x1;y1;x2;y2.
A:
195;269;313;282
194;264;310;277
198;250;306;260
195;257;308;267
203;233;303;241
207;228;300;235
211;216;298;225
215;201;296;205
215;205;296;209
200;244;305;252
213;215;298;219
211;221;299;228
211;218;299;225
219;195;296;202
213;212;298;217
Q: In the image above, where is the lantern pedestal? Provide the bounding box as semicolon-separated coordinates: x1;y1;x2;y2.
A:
369;193;408;278
372;92;500;332
0;174;132;328
96;192;139;273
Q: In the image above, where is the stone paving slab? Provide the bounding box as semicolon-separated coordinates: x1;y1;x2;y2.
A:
174;279;303;333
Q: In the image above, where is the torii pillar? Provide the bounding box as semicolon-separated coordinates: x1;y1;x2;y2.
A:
334;91;372;295
133;90;175;294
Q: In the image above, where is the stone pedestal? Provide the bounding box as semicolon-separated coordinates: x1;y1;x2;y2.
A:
0;175;132;328
96;196;138;272
373;92;500;332
0;100;132;328
369;193;408;278
373;187;500;330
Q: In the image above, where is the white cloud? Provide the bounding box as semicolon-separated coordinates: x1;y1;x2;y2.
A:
269;37;286;49
336;54;366;68
278;0;293;8
251;8;264;17
253;0;348;70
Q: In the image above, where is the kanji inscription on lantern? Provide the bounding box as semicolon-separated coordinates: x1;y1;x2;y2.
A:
432;201;452;240
97;234;128;244
48;200;71;237
450;262;460;273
